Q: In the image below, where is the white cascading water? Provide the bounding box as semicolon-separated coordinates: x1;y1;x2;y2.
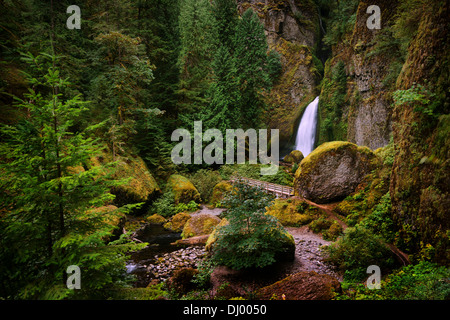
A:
294;96;319;157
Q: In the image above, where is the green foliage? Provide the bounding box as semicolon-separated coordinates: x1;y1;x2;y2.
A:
191;258;217;288
175;200;199;213
325;225;396;282
339;261;450;300
209;182;290;270
151;192;198;218
219;163;293;186
393;84;439;119
321;0;359;47
177;0;217;125
318;60;348;143
151;191;177;218
187;169;223;203
0;53;142;299
359;193;397;243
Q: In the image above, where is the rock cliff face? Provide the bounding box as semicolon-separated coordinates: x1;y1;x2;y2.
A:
389;1;449;263
318;0;398;150
237;0;321;147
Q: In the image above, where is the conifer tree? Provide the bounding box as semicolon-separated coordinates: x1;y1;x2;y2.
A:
234;8;280;129
177;0;217;128
0;53;142;299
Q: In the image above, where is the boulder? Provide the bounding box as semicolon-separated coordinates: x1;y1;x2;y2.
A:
163;212;191;232
256;271;341;300
294;141;377;203
265;199;313;227
146;214;166;225
209;181;234;207
89;147;161;206
181;214;221;239
283;150;304;164
166;174;201;205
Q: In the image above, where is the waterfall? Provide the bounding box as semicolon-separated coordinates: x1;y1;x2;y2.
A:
294;96;319;157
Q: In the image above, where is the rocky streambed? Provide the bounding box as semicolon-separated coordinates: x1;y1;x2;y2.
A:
147;246;206;281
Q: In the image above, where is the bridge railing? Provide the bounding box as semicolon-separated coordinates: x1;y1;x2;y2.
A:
229;176;294;198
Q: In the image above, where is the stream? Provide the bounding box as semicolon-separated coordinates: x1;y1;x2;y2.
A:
126;224;182;287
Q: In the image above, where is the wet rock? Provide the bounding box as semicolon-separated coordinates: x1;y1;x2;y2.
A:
146;246;206;281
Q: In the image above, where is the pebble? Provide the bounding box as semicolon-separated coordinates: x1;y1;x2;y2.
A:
146;246;206;281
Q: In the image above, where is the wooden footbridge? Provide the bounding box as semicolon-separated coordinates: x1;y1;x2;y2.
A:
230;176;294;198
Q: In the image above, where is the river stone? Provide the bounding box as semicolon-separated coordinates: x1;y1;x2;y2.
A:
294;141;377;203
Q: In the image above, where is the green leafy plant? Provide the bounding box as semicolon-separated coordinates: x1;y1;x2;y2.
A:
324;225;396;282
151;191;177;217
209;182;290;269
393;84;438;118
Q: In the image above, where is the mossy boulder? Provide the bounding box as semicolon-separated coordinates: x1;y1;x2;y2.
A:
283;150;304;164
294;141;376;203
90;147;160;206
146;214;166;225
256;271;341;300
265;199;312;227
181;214;221;239
210;181;234;207
163;212;191;232
166;174;201;205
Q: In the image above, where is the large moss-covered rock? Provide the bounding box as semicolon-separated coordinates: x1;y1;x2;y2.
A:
256;271;341;300
210;181;234;207
146;214;166;225
163;212;191;233
294;141;377;203
90;147;160;206
166;174;201;205
265;199;312;227
181;214;221;239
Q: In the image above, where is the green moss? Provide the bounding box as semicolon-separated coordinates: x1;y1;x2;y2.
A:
166;174;201;205
146;214;166;225
90;146;160;205
111;284;168;300
210;181;234;207
163;212;191;232
181;214;221;239
265;199;313;227
295;141;375;181
283;150;304;164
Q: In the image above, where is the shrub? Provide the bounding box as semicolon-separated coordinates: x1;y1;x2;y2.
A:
338;261;450;300
209;182;293;269
324;225;396;281
151;191;176;217
174;200;199;213
187;169;222;203
359;192;396;243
